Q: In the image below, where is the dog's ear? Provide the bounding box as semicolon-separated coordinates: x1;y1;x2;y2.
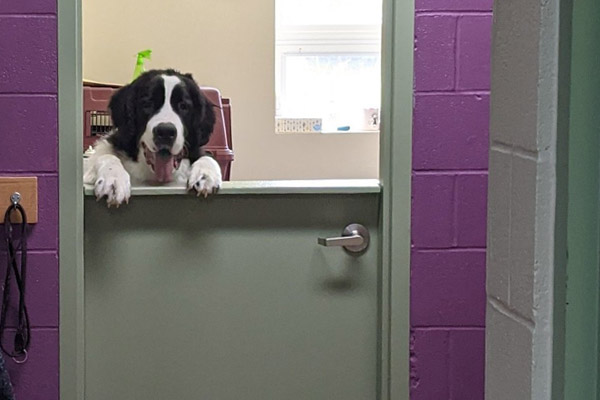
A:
108;84;134;130
184;76;216;160
194;89;216;147
107;83;140;160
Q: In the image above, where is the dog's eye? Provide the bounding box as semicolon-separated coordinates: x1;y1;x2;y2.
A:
178;102;189;112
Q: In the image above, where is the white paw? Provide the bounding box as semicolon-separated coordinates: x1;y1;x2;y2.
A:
187;156;222;198
94;165;131;207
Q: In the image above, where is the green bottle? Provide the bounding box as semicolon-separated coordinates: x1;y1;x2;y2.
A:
132;49;152;81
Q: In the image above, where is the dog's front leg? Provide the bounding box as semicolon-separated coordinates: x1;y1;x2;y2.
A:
187;156;222;198
85;154;131;206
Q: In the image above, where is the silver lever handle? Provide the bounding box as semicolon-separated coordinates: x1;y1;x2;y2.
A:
317;234;364;247
317;223;370;254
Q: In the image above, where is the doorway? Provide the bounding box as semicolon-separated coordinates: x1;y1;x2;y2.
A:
58;0;413;398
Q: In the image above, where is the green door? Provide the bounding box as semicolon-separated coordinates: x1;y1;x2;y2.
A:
83;186;381;399
561;0;600;398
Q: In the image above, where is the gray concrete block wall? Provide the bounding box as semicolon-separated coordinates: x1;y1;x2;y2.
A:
486;0;560;399
486;308;533;399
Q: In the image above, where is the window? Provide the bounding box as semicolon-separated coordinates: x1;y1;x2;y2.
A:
275;0;383;133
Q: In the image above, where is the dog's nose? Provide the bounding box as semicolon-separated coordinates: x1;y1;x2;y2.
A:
153;123;177;147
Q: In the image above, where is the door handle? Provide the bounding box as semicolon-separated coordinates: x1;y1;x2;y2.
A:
317;223;370;254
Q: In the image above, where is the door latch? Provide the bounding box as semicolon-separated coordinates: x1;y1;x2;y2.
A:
317;223;370;254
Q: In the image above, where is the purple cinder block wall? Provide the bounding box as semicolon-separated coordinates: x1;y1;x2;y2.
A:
411;0;492;399
0;0;491;397
0;0;59;399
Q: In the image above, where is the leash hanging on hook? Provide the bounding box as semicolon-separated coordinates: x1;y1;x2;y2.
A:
0;192;31;363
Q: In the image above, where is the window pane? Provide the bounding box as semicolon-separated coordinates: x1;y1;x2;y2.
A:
279;53;380;131
275;0;382;133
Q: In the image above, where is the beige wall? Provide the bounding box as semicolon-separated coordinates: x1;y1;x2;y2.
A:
83;0;379;180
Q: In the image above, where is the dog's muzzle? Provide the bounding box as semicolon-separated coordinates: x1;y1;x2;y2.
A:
142;142;186;183
141;123;185;183
153;122;177;149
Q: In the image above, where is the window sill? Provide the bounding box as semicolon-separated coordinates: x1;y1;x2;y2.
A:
84;179;381;196
275;130;380;135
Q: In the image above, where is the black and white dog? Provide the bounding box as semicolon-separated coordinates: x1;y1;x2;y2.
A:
84;69;222;206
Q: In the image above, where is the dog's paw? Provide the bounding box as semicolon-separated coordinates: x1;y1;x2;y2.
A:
94;167;131;207
187;156;222;198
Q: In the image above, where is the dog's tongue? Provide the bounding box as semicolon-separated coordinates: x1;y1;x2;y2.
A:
154;151;174;183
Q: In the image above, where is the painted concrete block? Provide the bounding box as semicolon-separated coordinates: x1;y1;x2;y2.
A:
487;149;511;304
450;329;485;399
6;329;58;400
416;0;493;11
0;96;57;172
0;16;57;93
456;173;488;247
486;304;532;400
489;0;540;151
411;250;486;326
457;15;493;90
0;0;57;14
411;329;449;400
4;253;58;328
412;174;455;248
415;15;456;91
413;94;489;170
510;154;537;321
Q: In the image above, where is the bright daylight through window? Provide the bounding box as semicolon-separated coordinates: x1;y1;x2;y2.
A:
275;0;382;134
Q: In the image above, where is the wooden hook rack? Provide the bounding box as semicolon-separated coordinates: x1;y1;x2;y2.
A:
0;177;38;224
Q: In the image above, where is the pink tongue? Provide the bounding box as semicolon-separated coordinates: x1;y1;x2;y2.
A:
154;154;174;183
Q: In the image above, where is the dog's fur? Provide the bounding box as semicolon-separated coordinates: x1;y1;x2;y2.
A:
84;69;222;205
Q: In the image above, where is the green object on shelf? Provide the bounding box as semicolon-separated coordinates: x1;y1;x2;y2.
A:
132;49;152;81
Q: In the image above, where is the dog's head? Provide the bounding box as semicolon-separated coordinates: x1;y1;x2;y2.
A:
107;69;216;183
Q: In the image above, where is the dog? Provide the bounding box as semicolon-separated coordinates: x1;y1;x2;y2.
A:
84;69;222;206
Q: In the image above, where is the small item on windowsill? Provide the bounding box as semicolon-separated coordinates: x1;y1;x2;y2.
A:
363;108;380;131
275;117;322;133
337;126;351;131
